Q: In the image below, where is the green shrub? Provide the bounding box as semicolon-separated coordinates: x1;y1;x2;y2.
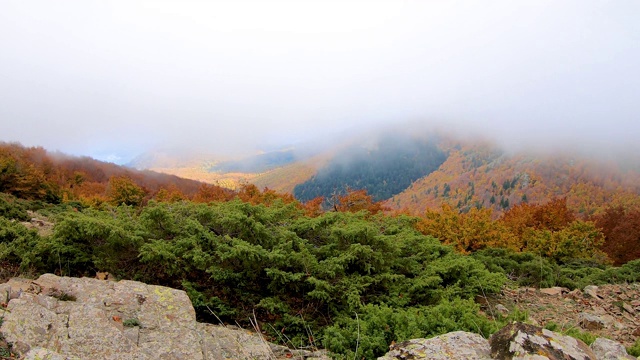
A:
0;193;29;221
627;338;640;357
322;299;499;359
123;318;141;327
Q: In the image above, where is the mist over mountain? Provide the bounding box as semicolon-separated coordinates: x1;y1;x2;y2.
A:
293;132;447;202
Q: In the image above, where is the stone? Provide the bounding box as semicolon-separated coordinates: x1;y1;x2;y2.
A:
495;304;510;316
567;289;583;300
622;303;635;314
578;312;606;331
378;331;492;360
584;285;601;300
22;347;81;360
590;337;636;360
539;287;567;296
1;274;306;360
489;322;596;360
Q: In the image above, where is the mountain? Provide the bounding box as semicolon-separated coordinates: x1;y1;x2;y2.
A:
293;133;447;203
388;140;640;216
0;142;224;204
120;130;640;217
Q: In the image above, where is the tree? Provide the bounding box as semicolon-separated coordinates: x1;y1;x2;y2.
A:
416;204;516;254
192;183;231;203
107;176;146;206
594;205;640;265
334;188;388;215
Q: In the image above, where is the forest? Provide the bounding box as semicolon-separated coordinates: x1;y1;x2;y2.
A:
1;142;640;358
294;134;447;203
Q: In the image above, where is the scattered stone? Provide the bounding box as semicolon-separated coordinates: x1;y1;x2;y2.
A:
378;331;491;360
489;322;595;360
495;304;509;316
567;289;583;300
540;287;567;296
590;337;636;360
622;303;635;314
584;285;601;300
578;312;606;330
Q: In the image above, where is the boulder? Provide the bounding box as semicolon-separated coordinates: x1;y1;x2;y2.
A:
584;285;601;300
378;331;492;360
0;274;329;360
539;287;568;296
578;312;606;331
590;338;636;360
489;322;596;360
495;304;510;316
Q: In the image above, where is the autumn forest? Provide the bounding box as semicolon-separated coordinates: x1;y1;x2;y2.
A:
1;139;640;358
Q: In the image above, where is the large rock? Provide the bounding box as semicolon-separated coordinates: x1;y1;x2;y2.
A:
578;312;606;331
378;331;492;360
590;338;636;360
489;322;596;360
0;274;329;360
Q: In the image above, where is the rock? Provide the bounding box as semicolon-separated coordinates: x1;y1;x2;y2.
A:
23;347;80;360
539;287;567;296
0;274;314;360
567;289;583;300
590;337;637;360
489;322;596;360
495;304;510;316
578;312;606;331
378;331;492;360
622;303;635;314
584;285;601;300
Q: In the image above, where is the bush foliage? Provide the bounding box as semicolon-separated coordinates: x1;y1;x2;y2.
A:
1;191;640;358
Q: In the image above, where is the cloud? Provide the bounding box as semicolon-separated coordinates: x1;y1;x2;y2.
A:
0;1;638;163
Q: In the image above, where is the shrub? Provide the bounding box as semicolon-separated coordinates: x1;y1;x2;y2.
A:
123;318;141;327
627;339;640;357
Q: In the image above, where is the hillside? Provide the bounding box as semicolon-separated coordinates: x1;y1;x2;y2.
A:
0;142;229;205
129;148;316;191
121;132;640;218
2;143;640;357
388;140;640;217
293;133;447;203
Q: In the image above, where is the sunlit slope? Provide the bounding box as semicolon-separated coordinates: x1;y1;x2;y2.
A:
251;162;317;194
388;142;640;216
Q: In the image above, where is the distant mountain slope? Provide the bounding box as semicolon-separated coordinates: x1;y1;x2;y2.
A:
251;161;317;194
0;142;215;203
209;149;296;173
128;148;311;190
293;134;447;202
388;141;640;216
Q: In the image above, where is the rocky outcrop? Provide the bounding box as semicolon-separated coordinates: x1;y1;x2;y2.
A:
590;338;637;360
489;322;595;359
0;274;329;360
378;322;638;360
482;283;640;348
377;331;491;360
2;275;637;360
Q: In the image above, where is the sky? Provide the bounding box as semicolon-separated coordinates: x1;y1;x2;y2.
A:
1;1;639;164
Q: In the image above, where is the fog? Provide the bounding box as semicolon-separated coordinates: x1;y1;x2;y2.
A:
1;1;638;163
